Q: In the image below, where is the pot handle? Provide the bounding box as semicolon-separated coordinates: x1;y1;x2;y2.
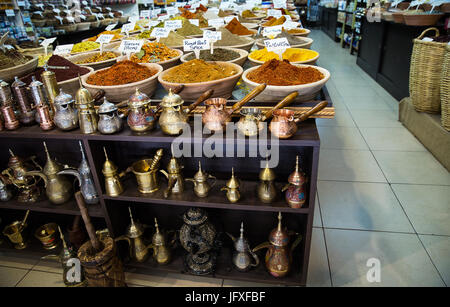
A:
208;174;217;188
294;101;328;123
185;89;214;114
249;249;260;268
114;235;132;258
93;89;105;105
263;91;299;121
252;241;271;253
172;84;185;95
231;83;267;113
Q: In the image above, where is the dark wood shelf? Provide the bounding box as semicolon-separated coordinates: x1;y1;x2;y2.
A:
0;198;104;218
103;178;310;214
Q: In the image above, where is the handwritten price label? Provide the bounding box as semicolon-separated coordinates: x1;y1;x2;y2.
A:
263;25;282;37
208;18;225;28
151;27;170;38
267;9;282;18
119;40;144;54
121;22;136;33
105;23;118;31
158;15;170;21
96;34;114;44
166;7;178;16
189;19;199;26
224;16;236;24
165;20;182;30
183;38;210;51
54;44;74;55
203;30;221;42
273;0;287;9
40;37;57;47
264;37;290;52
140;10;150;18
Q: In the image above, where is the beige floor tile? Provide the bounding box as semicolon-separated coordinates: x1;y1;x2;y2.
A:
341;95;393;110
33;259;64;274
360;127;426;151
325;229;444;287
125;271;222;287
392;184;450;236
16;270;65;287
349;109;403;128
307;228;331;287
335;85;381;99
313;194;322;228
373;151;450;185
419;235;450;286
318;149;386;183
318;181;414;233
316;107;356;127
318;126;369;150
0;266;29;287
0;252;39;269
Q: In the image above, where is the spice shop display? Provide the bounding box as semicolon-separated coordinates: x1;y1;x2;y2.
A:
2;210;30;250
102;147;127;197
160;154;185;198
249;48;319;64
183;48;241;62
213;28;252;47
159;31;186;48
71;41;100;54
86;61;157;86
24;142;72;205
73;52;119;65
221;168;241;203
58;141;99;205
53;89;78;131
281;156;308;209
97;97;124;135
253;212;302;278
262;16;287;27
227;222;259;272
186;161;217;198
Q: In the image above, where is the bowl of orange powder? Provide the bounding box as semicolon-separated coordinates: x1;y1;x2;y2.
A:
242;59;330;102
82;60;163;102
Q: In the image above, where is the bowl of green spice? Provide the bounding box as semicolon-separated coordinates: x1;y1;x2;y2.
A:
181;47;248;67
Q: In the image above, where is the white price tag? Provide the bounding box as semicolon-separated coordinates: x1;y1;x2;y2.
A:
106;7;112;11
224;16;236;24
36;4;44;9
152;8;162;17
219;2;230;10
209;8;219;14
282;21;299;30
55;16;64;24
53;8;61;14
17;1;25;6
166;7;178;16
66;17;75;23
105;23;118;31
82;1;88;5
96;34;115;44
151;27;170;38
54;44;74;55
158;14;170;21
141;10;150;18
273;0;287;9
129;16;140;23
208;18;224;28
40;37;57;47
203;30;221;42
189;19;199;26
119;40;144;54
148;20;160;28
267;9;282;18
191;3;200;9
165;20;182;30
5;9;15;17
121;22;136;33
183;38;210;51
264;37;290;52
283;15;292;21
79;15;86;20
263;25;282;37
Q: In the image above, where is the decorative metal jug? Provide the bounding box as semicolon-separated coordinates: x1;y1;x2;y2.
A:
29;76;54;130
97;97;125;134
75;77;98;134
11;76;35;125
127;88;157;133
0;79;19;130
253;212;302;278
25;142;73;205
0;174;13;201
102;147;129;197
58;141;99;205
221;168;240;203
179;208;218;275
160;154;184;198
257;160;277;203
53;89;78;131
149;218;176;265
186;161;216;198
227;222;259;272
281;156;307;208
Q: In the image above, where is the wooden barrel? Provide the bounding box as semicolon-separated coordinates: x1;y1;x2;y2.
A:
78;236;126;287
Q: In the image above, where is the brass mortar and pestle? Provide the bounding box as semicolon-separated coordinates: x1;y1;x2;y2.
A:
2;210;30;249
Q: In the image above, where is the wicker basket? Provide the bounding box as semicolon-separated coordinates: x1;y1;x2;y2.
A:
409;28;447;113
441;45;450;131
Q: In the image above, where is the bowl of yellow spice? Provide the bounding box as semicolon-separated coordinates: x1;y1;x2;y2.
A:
70;41;101;55
248;48;319;66
129;42;183;70
158;59;243;101
66;51;122;70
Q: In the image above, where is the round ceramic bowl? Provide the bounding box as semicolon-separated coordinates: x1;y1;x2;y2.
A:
66;51;122;70
180;47;248;67
287;28;311;37
255;37;313;50
82;63;163;102
216;37;255;52
237;28;258;37
135;48;183;70
158;61;243;101
58;66;95;98
241;22;259;29
242;64;330;102
0;55;38;82
247;48;319;67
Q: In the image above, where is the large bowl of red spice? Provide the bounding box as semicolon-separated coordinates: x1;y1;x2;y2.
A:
242;59;330;102
82;60;163;102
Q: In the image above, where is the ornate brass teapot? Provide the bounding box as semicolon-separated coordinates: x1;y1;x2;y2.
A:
257;160;277;203
253;212;302;278
25;142;73;205
97;97;125;135
186;161;216;198
281;156;307;208
221;168;240;203
53;89;78;131
102;147;129;197
227;222;259;272
148;218;176;265
160;154;184;198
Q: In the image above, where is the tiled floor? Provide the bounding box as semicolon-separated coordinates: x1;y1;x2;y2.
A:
0;30;448;287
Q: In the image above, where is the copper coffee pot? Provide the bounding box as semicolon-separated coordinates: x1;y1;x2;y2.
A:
236;92;298;137
202;83;267;131
269;101;328;139
11;76;35;125
281;156;308;208
0;80;19;130
29;76;54;131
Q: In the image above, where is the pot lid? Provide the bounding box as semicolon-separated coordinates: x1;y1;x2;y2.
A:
7;149;22;167
125;207;144;238
0;79;9;88
259;160;275;181
193;161;208;181
29;76;43;88
43;142;62;174
12;76;26;88
225;167;240;189
75;76;93;106
269;212;290;247
152;218;165;246
234;222;249;252
98;97;117;113
102;147;118;174
160;89;183;108
287;156;306;185
182;207;208;226
54;89;74;106
128;88;150;108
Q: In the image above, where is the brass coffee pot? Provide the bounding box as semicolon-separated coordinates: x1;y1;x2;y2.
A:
257;160;277;203
131;149;164;194
148;218;176;265
202;83;266;131
102;147;129;197
221;168;240;203
160;154;184;198
75;76;98;134
115;207;152;263
1;149;43;203
2;210;30;249
58;141;99;205
25;142;73;205
281;156;307;209
0;174;13;202
253;212;302;278
158;89;213;135
227;222;259;272
186;161;216;198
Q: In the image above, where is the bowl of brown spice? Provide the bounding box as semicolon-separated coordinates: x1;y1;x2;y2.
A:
82;60;163;102
180;47;248;67
66;51;122;70
242;59;330;102
158;59;243;101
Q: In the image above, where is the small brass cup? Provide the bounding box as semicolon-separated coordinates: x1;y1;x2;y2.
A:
3;221;28;249
132;159;160;194
35;223;59;250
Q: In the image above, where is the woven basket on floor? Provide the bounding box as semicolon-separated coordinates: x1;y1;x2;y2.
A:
409;27;447;113
441;44;450;131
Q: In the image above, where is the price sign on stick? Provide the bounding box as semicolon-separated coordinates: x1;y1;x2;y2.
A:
203;30;222;54
119;40;144;59
189;19;199;26
96;34;114;44
105;23;118;31
166;7;178;16
151;27;170;42
165;20;182;30
264;38;290;60
54;44;74;55
267;9;282;18
121;22;136;36
263;25;282;38
158;14;170;21
183;38;209;59
141;10;150;19
40;37;56;56
273;0;287;9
